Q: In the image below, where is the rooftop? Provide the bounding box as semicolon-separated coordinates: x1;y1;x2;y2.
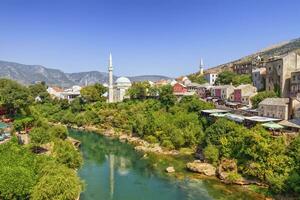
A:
201;109;230;114
259;98;289;106
244;116;281;122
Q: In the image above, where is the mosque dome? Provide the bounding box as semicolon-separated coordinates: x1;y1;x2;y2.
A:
115;76;131;87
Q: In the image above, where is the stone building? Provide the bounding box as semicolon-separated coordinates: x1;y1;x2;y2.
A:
265;52;300;97
290;71;300;97
229;84;257;106
258;98;290;120
211;85;235;100
252;68;266;91
232;61;253;74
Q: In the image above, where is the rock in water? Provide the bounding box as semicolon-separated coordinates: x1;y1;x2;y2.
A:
166;166;175;173
186;160;216;176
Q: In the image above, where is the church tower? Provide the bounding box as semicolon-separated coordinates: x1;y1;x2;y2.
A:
199;58;204;75
108;53;114;103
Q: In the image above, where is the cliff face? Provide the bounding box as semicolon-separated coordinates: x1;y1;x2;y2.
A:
204;37;300;74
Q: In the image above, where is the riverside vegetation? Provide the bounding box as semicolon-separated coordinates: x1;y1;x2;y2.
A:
0;79;300;199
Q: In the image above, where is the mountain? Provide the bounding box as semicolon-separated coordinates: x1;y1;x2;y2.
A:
0;60;171;87
0;61;73;87
205;37;300;74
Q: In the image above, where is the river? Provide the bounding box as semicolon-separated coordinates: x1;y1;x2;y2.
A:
70;129;264;200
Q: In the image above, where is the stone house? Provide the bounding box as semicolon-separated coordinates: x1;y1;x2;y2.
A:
265;52;300;97
232;61;253;75
258;98;290;120
230;84;257;106
252;68;266;91
211;85;235;100
290;71;300;97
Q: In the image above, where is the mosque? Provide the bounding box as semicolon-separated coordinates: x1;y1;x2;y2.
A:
107;53;132;103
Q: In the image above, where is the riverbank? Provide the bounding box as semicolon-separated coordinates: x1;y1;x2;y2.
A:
70;129;267;200
54;123;271;199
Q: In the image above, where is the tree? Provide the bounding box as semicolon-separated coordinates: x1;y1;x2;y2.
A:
250;91;278;108
50;125;69;140
214;71;251;86
80;83;107;103
31;163;83;200
203;144;219;166
159;85;176;111
0;140;37;200
52;140;83;169
30;127;51;146
13;117;34;133
28;83;50;102
0;79;31;114
214;71;236;85
188;73;207;84
127;81;150;99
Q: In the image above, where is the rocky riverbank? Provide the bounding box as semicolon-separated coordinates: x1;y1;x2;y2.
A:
56;123;268;193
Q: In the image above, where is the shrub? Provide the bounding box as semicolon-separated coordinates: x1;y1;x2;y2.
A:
203;144;219;166
144;135;158;144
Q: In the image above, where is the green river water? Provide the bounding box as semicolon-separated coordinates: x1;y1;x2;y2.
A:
70;129;264;200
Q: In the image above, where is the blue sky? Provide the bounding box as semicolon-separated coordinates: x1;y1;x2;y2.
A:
0;0;299;77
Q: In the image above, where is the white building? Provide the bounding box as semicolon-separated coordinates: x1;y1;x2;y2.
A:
204;73;218;85
114;77;132;102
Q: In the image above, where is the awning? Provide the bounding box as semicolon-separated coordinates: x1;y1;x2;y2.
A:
202;109;230;114
0;122;8;129
225;113;245;123
261;122;284;130
278;120;300;129
210;113;228;117
245;116;281;123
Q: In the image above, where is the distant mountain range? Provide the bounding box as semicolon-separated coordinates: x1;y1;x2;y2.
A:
0;60;171;87
205;37;300;74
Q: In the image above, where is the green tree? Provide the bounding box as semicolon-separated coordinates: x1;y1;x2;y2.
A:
50;125;69;140
203;144;219;166
215;71;251;86
31;163;83;200
127;81;150;99
159;85;176;111
80;83;107;103
250;91;278;108
188;73;207;84
28;83;50;102
52;140;83;169
0;139;37;200
0;79;31;114
30;127;51;146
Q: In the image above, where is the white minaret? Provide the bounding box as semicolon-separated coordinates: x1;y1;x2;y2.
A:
199;58;204;75
108;53;114;103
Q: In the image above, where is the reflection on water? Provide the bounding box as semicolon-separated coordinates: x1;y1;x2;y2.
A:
70;130;263;200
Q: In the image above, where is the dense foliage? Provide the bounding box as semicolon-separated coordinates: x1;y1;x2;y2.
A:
215;71;252;86
188;73;207;84
1;79;299;197
0;79;83;199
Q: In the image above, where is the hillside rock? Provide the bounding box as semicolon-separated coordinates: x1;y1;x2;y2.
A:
186;160;216;176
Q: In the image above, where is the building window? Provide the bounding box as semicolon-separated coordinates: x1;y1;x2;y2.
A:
278;65;281;69
293;76;296;81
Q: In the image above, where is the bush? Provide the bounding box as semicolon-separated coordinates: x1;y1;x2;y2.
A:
203;144;219;166
31;163;83;200
161;140;175;150
226;172;242;184
144;135;158;144
50;125;68;140
52;140;83;169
